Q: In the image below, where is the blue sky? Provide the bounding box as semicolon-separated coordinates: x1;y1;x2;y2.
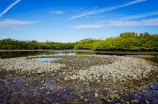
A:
0;0;158;43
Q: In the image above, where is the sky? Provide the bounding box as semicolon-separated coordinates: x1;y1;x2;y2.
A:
0;0;158;43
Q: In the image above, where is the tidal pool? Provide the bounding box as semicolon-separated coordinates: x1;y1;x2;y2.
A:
0;50;158;103
31;58;63;62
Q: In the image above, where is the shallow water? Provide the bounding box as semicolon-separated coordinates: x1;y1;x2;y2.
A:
31;58;63;62
0;50;158;103
1;72;158;103
0;50;96;59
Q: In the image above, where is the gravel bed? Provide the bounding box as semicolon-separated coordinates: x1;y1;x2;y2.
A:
58;55;158;82
0;57;66;75
0;55;157;83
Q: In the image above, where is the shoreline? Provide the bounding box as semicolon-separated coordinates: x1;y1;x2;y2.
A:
0;49;158;55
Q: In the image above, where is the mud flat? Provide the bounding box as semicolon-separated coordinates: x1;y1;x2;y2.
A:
0;55;158;103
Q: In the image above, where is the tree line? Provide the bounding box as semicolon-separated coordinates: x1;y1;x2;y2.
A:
0;39;77;49
74;32;158;51
0;32;158;51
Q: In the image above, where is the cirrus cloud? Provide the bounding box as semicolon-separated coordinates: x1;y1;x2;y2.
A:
72;18;158;29
0;0;21;17
51;11;65;14
107;18;158;26
69;0;147;20
0;19;40;30
72;24;105;29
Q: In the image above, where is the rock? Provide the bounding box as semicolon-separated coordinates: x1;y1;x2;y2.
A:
142;90;147;93
149;84;153;89
84;98;88;102
56;94;60;97
94;93;99;98
80;96;84;100
145;100;150;104
0;79;4;83
46;92;50;95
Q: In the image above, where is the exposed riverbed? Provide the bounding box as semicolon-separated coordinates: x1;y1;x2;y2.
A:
0;55;158;103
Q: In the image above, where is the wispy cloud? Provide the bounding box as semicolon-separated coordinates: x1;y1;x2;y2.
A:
72;18;158;29
69;0;147;20
51;11;65;14
72;25;105;29
0;19;40;30
0;0;21;17
122;11;158;20
107;18;158;26
98;11;158;24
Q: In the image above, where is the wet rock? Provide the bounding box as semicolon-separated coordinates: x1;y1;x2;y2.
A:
149;84;153;89
0;79;4;83
46;91;50;95
94;93;99;98
64;89;66;92
56;94;60;97
80;96;84;100
84;98;88;102
142;90;147;93
145;100;150;104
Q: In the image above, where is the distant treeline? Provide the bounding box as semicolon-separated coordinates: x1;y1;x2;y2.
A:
0;39;77;49
0;32;158;51
74;32;158;51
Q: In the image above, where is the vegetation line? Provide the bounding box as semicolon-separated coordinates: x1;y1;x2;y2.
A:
0;32;158;51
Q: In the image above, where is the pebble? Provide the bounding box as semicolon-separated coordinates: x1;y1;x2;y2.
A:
84;98;88;102
94;93;99;98
0;55;157;84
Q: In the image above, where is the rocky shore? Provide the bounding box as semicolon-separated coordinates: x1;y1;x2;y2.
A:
0;57;66;75
0;55;158;103
0;55;157;83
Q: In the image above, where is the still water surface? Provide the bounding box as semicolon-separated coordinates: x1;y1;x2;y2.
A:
31;58;63;62
0;50;96;59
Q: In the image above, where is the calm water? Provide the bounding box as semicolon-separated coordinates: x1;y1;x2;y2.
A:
31;58;63;62
0;50;158;103
0;50;96;59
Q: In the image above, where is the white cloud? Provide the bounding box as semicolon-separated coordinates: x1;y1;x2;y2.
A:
107;18;158;26
72;24;105;29
96;11;158;24
72;18;158;29
0;19;40;29
51;11;64;14
0;0;21;17
69;0;147;20
122;11;158;20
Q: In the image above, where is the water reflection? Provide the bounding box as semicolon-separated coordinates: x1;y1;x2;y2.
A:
143;56;158;64
31;58;62;62
0;50;96;59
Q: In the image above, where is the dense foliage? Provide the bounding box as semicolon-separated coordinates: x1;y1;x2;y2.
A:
74;32;158;51
0;39;77;49
0;32;158;51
